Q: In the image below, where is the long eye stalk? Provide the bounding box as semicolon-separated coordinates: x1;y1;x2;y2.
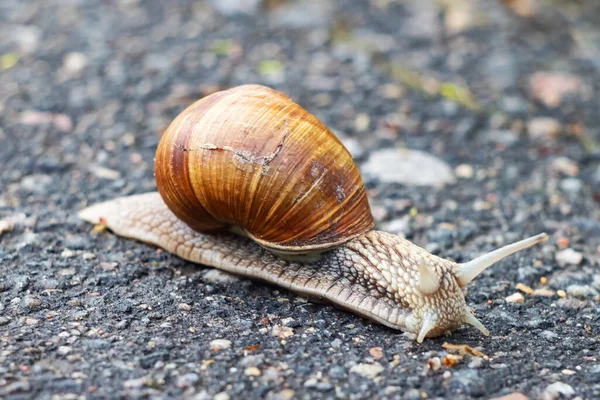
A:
456;233;548;287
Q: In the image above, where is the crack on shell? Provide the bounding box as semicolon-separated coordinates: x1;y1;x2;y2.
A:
174;119;290;175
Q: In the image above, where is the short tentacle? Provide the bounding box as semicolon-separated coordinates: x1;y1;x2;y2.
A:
463;308;490;336
417;313;438;343
417;260;440;295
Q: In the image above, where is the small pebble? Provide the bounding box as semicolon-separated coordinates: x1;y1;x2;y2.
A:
485;129;519;146
369;347;384;359
468;358;483;369
275;389;295;400
177;303;192;311
369;204;389;222
208;0;260;16
313;93;331;106
61;249;76;258
244;367;261;377
203;269;239;284
58;268;76;276
560;178;583;194
123;377;148;389
99;262;117;271
63;52;88;74
427;357;441;372
354;113;370;132
176;373;199;388
303;378;318;388
24;296;41;308
383;218;409;235
541;382;575;400
67;298;81;306
516;283;534;295
527;117;561;141
455;164;474;179
271;325;294;339
213;392;230;400
89;165;120;180
534;288;555;297
383;386;401;395
489;393;529;400
20;174;52;193
505;293;525;303
403;389;421;400
555;248;583;266
539;330;559;341
349;363;384;379
550;157;579;176
556;237;570;248
379;83;404;99
0;213;26;235
239;355;263;368
566;284;598;298
210;339;232;350
442;354;462;367
362;149;455;187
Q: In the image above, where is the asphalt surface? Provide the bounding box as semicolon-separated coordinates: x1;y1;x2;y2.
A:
1;0;599;399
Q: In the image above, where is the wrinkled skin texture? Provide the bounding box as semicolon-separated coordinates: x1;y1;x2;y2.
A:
80;192;479;341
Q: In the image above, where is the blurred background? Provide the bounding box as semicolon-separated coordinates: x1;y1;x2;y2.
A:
3;0;600;240
1;1;599;399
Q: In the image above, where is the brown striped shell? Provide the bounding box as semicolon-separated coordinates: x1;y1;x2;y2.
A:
155;84;375;256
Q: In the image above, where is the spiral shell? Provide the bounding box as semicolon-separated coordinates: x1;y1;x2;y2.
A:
155;85;374;255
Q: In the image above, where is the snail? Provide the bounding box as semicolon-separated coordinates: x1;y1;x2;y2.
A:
80;84;548;342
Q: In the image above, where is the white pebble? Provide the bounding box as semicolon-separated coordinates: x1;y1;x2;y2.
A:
203;269;239;284
505;293;525;303
349;362;384;379
63;52;88;73
566;284;598;298
244;367;261;377
527;117;561;141
555;248;583;266
541;382;575;400
213;392;231;400
362;148;455;187
455;164;474;179
210;339;232;350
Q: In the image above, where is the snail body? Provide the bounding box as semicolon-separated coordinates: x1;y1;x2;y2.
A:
80;85;547;342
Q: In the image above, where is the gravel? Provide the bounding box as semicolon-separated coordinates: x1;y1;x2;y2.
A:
1;0;600;399
362;148;456;187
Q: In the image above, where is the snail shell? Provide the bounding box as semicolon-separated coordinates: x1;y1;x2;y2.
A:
155;85;375;256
